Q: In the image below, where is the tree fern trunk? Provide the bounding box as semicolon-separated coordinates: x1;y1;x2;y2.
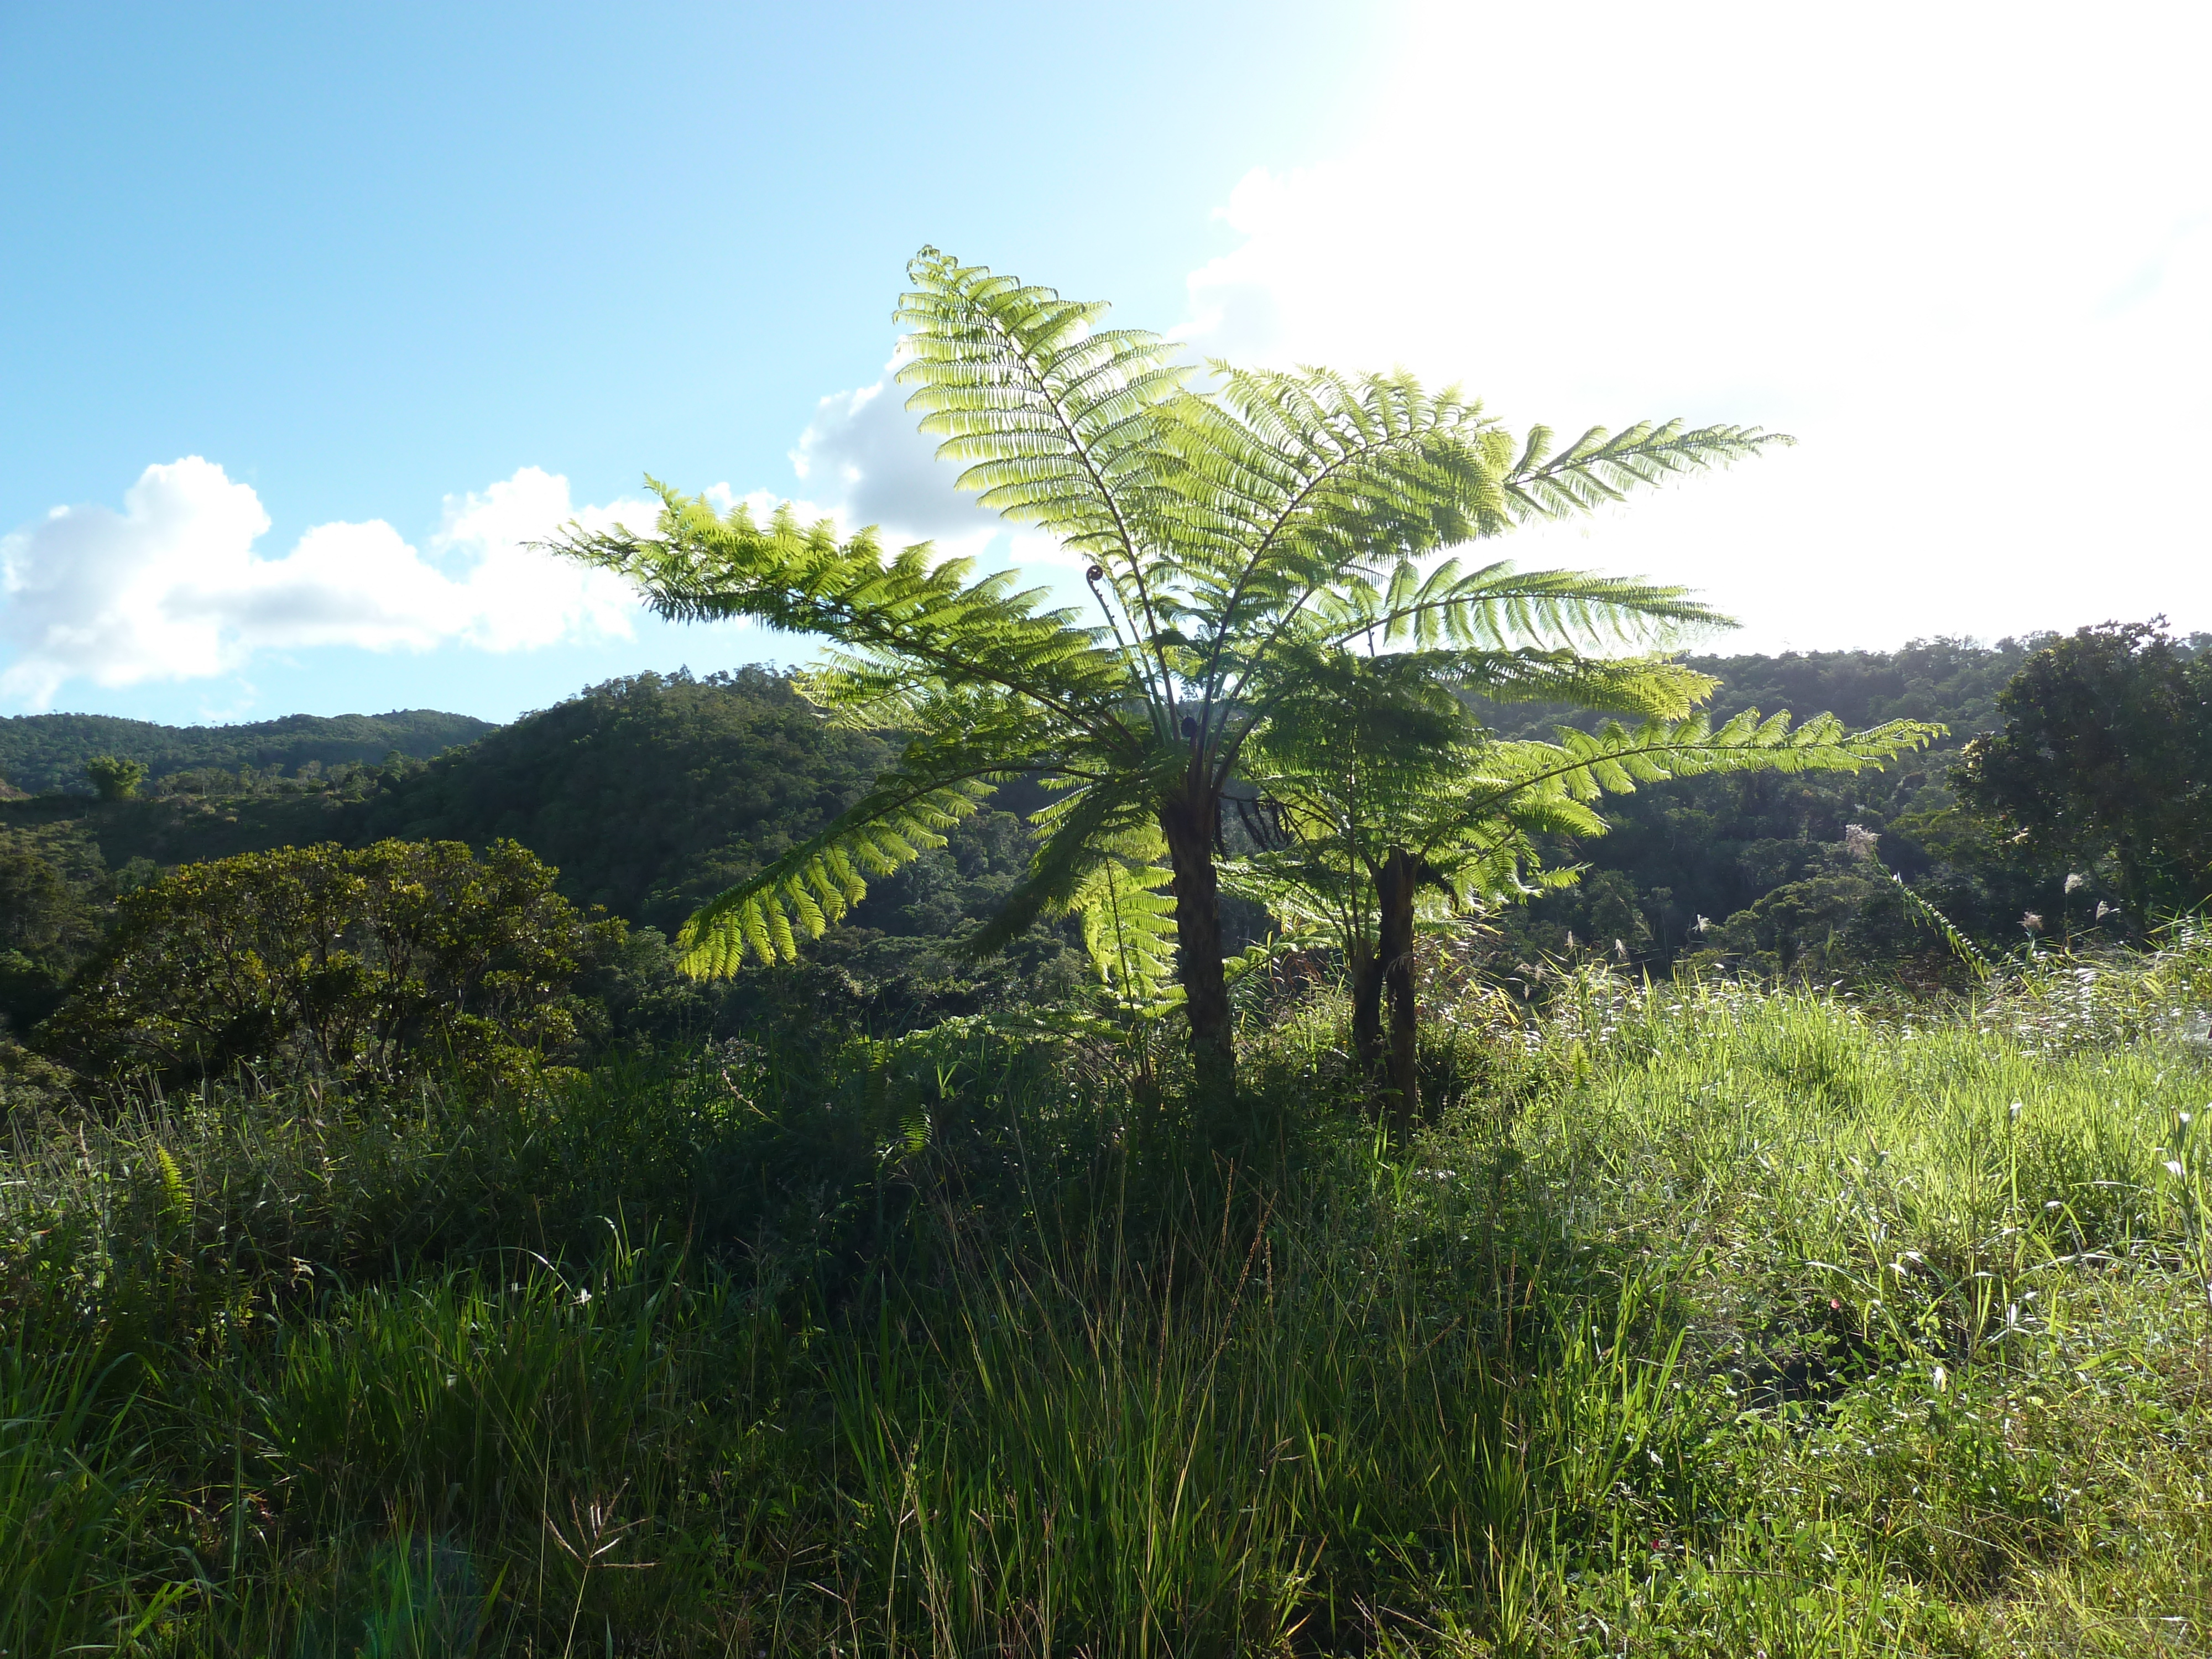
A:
1379;847;1420;1134
1350;940;1384;1107
1161;794;1237;1095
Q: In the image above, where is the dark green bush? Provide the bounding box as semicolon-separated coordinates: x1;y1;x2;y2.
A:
42;839;625;1088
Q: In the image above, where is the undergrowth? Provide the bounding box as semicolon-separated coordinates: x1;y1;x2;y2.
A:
4;936;2209;1655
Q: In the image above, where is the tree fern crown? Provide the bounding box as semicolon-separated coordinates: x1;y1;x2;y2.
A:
546;248;1808;1035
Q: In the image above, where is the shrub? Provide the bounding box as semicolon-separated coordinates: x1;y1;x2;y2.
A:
82;755;147;800
41;839;625;1087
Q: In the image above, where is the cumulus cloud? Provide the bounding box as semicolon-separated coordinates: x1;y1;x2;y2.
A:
0;458;653;708
784;368;1076;578
1173;0;2212;649
626;374;1026;592
788;369;1009;554
427;467;654;650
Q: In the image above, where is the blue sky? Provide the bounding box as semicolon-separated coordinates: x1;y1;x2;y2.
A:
4;2;2206;727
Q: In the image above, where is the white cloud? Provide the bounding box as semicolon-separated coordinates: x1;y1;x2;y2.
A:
1173;0;2212;651
791;372;999;548
428;467;653;650
0;458;653;708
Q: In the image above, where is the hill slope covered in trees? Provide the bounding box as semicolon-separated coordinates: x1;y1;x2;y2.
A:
1488;632;2208;976
5;633;2199;1040
1479;638;2048;972
0;669;1081;1039
0;708;494;795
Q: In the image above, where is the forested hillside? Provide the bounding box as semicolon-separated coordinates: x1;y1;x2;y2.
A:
0;707;493;794
5;633;2200;1044
1483;638;2041;971
1480;633;2210;976
351;637;2163;978
0;669;1083;1039
346;666;1083;1029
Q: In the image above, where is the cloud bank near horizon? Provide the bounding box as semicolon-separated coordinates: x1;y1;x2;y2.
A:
0;460;654;709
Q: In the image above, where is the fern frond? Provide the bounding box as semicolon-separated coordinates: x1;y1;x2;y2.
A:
1448;650;1717;718
675;776;992;977
545;491;1130;726
1067;852;1180;1008
1493;711;1942;813
1156;366;1514;606
1151;371;1778;722
1505;421;1791;520
895;248;1188;573
956;777;1165;960
1314;558;1733;653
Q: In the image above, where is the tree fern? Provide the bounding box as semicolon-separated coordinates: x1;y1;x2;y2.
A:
1236;649;1940;1122
552;248;1798;1087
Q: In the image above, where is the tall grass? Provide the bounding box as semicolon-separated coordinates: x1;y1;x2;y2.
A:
2;934;2207;1653
1;1338;187;1654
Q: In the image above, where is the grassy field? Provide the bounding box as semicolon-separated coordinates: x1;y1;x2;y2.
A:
6;936;2209;1655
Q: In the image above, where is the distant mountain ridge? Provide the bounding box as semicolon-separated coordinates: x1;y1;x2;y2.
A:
0;709;498;795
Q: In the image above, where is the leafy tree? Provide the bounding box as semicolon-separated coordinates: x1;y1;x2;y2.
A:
0;837;109;1034
1235;649;1934;1121
0;842;98;959
1702;866;1927;978
1953;620;2212;922
84;755;147;800
555;248;1788;1089
44;839;624;1086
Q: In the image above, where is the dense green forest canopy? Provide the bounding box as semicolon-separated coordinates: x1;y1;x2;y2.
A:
1483;635;2054;744
0;669;1082;1042
0;708;493;795
4;629;2203;1045
1;670;992;928
1475;639;2045;971
355;667;893;931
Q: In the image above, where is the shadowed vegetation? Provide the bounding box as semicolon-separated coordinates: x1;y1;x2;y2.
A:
6;928;2208;1654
